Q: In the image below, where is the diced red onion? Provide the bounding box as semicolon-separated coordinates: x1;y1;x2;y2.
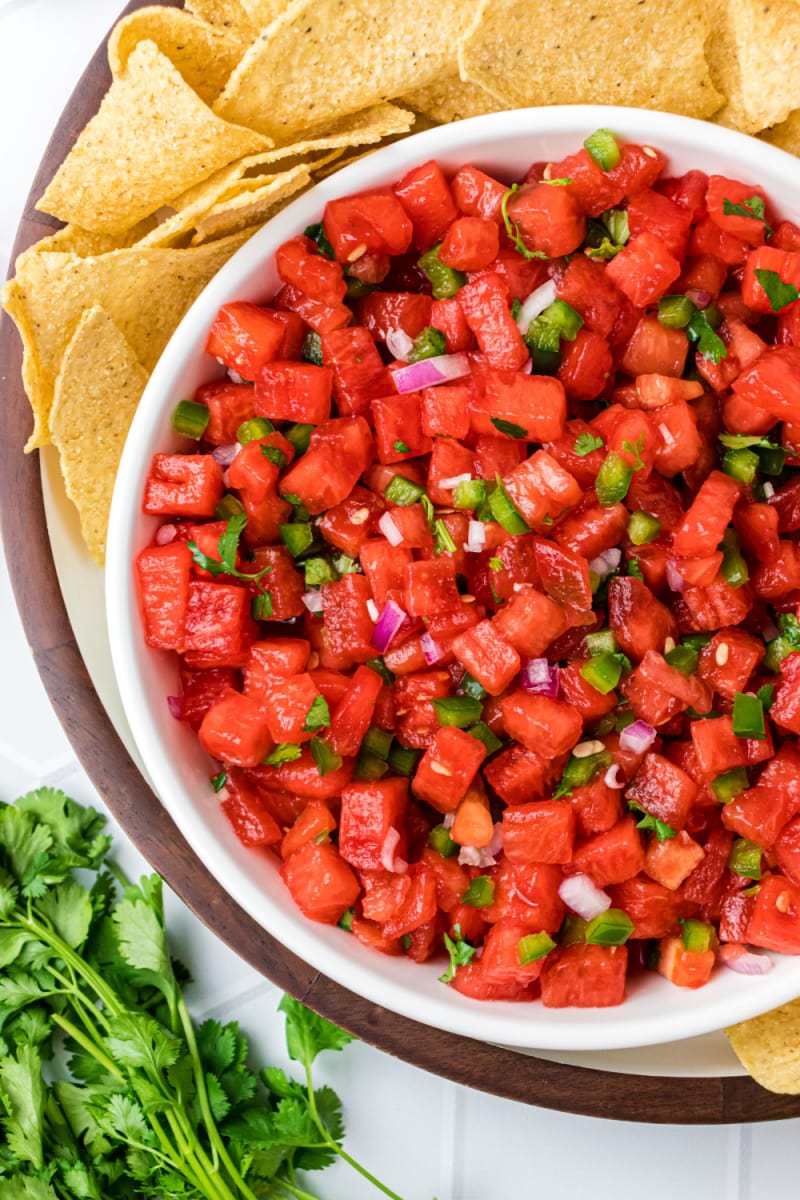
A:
212;442;241;467
604;764;626;789
466;520;486;553
385;328;415;361
378;511;403;546
420;631;448;666
619;719;657;755
516;279;558;332
559;873;612;921
393;353;470;393
443;812;455;830
486;822;504;859
763;481;776;499
371;599;408;653
155;523;177;546
589;547;622;579
380;827;407;873
366;599;380;622
458;845;482;867
520;657;560;698
686;288;712;309
658;422;676;448
302;589;324;613
227;368;246;383
762;619;780;642
166;695;184;720
718;944;773;975
439;472;472;489
665;559;685;593
520;357;533;375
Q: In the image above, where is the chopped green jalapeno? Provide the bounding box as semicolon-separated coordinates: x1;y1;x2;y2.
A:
580;652;624;695
417;244;467;298
432;696;484;728
309;737;342;777
453;479;486;510
279;522;315;558
679;919;714;953
732;691;766;740
467;722;503;755
353;750;390;781
345;276;374;298
727;837;763;879
460;672;490;701
429;824;459;858
517;932;556;964
583;128;621;171
711;767;749;802
627;510;661;545
304;557;337;586
765;613;800;671
461;876;495;908
584;629;617;656
540;298;584;340
720;530;750;589
657;294;695;329
387;743;421;776
237;417;274;444
408;326;447;362
362;726;393;760
214;493;245;521
723;447;760;485
384;474;426;506
365;656;395;684
560;914;589;945
251;592;273;620
595;451;633;506
172;399;210;440
301;330;324;365
553;748;613;798
488;478;530;534
284;422;314;455
585;909;634;945
682;632;712;650
664;645;699;676
758;444;786;476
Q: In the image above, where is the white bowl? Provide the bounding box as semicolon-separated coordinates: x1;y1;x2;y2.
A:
107;104;800;1050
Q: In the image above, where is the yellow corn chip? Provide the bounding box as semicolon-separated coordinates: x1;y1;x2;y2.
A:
727;998;800;1093
458;0;722;118
761;108;800;157
191;166;312;243
183;0;258;42
108;7;243;105
402;75;506;124
708;0;800;134
2;230;250;450
50;308;149;566
239;0;287;27
213;0;477;141
37;40;271;236
24;224;150;256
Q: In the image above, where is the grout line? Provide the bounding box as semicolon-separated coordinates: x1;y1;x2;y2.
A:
189;973;278;1022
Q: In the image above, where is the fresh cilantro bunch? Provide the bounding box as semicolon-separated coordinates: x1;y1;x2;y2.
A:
0;788;404;1200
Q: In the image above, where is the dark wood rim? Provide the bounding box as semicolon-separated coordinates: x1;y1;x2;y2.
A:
2;0;798;1125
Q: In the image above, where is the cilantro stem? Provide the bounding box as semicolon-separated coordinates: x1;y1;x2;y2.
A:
50;1011;125;1083
303;1064;404;1200
275;1178;324;1200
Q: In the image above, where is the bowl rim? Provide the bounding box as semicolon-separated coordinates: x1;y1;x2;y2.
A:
107;103;800;1051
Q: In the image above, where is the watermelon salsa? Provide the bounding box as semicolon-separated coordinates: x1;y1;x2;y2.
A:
136;127;800;1009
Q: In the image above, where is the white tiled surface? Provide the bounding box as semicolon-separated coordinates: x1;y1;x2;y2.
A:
1;4;798;1194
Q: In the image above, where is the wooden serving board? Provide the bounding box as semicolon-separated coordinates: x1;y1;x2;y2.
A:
3;0;800;1125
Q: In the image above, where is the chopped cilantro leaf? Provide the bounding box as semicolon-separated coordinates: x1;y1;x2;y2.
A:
433;519;457;555
251;591;274;620
635;812;677;841
722;196;772;237
621;433;647;472
501;184;549;261
303;695;331;732
260;443;287;468
187;513;273;582
719;432;781;451
490;416;527;439
303;221;335;258
757;683;775;710
488;557;504;571
264;742;303;765
686;308;727;363
211;770;227;793
393;439;411;453
574;432;604;456
627;558;643;580
439;923;476;984
754;268;800;312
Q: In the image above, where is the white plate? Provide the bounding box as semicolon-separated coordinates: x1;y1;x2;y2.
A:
106;105;800;1055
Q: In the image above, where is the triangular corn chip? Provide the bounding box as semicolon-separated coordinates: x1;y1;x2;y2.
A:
109;7;244;105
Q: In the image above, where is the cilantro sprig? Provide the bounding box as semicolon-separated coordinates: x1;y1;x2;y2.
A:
754;268;800;312
188;512;273;583
574;433;604;456
501;184;548;261
722;195;772;238
0;788;405;1200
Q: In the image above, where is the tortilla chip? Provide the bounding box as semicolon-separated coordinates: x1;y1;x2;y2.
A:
708;0;800;134
37;40;271;236
2;230;250;450
50;308;149;566
402;75;505;124
726;998;800;1093
108;7;244;105
24;224;151;256
458;0;723;118
213;0;477;141
183;0;258;42
761;108;800;157
239;0;286;27
191;165;312;243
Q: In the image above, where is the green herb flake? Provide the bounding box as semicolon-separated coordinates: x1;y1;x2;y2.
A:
490;416;528;439
260;442;287;468
211;770;227;793
393;439;411;454
439;923;476;984
303;221;335;258
263;742;303;765
501;184;549;261
574;432;604;456
187;512;273;583
303;694;331;732
686;307;727;362
488;556;504;571
754;267;800;312
722;195;772;237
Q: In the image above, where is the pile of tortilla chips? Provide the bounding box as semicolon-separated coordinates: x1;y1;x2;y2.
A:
5;0;800;572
